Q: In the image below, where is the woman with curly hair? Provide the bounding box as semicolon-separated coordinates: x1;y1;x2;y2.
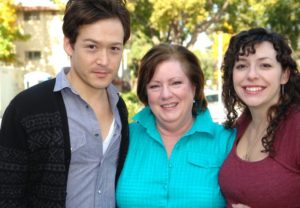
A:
219;28;300;207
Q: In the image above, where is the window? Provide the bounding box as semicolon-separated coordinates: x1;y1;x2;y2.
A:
25;51;41;60
24;12;40;21
206;94;218;103
204;89;219;103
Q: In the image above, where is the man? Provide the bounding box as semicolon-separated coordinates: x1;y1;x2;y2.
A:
0;0;130;207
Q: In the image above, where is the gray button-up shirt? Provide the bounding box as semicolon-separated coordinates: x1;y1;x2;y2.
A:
54;68;121;208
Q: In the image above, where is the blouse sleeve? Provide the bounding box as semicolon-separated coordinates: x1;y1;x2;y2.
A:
274;107;300;172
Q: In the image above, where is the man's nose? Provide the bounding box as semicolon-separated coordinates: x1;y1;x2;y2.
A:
96;49;109;66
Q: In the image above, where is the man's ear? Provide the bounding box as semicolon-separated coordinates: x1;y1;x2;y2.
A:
281;68;290;84
63;36;73;56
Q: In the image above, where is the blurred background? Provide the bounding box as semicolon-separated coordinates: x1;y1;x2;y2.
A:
1;0;300;125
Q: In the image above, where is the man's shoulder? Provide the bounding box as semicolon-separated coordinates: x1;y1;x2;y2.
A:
21;79;55;95
10;79;58;111
15;79;55;100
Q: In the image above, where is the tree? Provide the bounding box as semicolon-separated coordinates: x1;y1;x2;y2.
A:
223;0;300;50
0;0;28;63
128;0;231;47
266;0;300;49
128;0;300;50
50;0;67;10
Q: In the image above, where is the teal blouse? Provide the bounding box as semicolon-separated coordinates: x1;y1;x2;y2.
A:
116;107;235;207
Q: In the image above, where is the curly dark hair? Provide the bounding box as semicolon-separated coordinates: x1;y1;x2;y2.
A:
222;27;300;153
137;43;207;116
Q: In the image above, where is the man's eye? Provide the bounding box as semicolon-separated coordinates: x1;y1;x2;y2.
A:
87;45;96;50
111;46;121;51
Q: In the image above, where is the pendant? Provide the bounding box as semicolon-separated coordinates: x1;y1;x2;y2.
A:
244;153;250;161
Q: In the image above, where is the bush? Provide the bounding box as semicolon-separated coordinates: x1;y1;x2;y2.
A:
121;91;142;123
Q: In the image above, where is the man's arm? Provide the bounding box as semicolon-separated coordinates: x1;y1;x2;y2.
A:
0;101;28;208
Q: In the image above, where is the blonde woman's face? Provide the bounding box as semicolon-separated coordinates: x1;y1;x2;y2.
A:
146;59;195;128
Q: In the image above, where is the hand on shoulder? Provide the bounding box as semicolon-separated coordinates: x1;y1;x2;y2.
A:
232;203;251;208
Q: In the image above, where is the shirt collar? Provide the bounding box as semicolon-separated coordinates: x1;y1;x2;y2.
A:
54;67;72;92
54;67;120;108
187;109;215;137
133;106;216;138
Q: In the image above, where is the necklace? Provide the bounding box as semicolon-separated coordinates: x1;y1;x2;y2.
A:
243;129;265;161
244;138;261;161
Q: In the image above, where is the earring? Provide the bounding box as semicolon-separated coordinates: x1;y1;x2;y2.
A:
281;84;285;96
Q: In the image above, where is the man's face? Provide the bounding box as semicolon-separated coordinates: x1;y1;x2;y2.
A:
64;18;124;93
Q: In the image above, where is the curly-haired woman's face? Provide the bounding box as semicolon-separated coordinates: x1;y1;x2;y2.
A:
232;41;289;112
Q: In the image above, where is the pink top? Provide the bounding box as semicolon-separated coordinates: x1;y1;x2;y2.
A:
219;106;300;208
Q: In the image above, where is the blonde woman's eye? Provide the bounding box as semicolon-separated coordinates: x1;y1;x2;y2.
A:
149;85;159;89
173;81;182;85
235;64;246;70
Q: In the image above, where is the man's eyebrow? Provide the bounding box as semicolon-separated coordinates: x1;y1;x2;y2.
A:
82;38;123;46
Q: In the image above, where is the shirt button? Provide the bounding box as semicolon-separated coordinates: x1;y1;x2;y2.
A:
95;133;99;137
86;105;89;109
98;190;102;195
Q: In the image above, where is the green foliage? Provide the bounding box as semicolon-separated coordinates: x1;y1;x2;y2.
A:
192;49;216;86
126;0;300;88
129;0;228;46
0;0;29;63
127;31;152;72
266;0;300;49
121;91;142;123
148;0;207;44
219;0;300;50
127;0;156;42
129;0;300;50
50;0;67;10
222;0;268;33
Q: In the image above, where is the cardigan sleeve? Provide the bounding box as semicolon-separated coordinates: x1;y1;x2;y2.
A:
0;99;29;207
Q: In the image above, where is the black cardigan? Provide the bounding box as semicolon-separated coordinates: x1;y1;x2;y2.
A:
0;79;129;208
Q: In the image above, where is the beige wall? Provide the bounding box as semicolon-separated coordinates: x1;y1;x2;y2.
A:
14;8;69;76
0;6;70;117
0;66;25;117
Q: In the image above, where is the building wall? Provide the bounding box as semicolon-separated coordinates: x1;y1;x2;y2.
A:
14;7;69;76
0;66;24;117
0;3;70;117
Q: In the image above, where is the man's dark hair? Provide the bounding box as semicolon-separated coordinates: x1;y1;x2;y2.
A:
62;0;130;45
